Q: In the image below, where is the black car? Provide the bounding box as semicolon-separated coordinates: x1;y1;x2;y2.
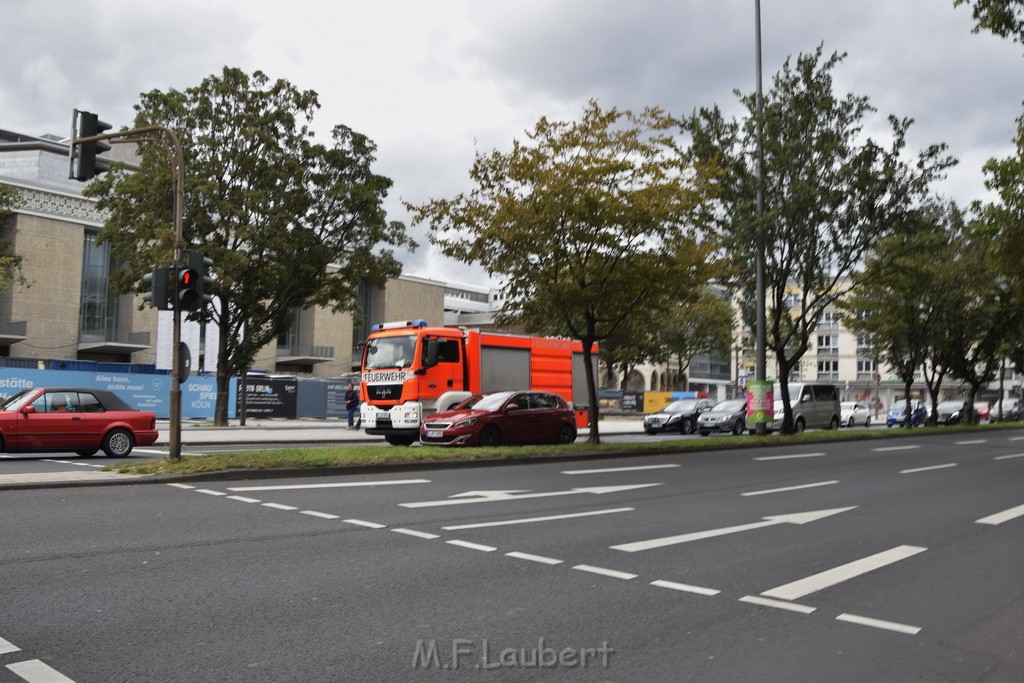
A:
643;398;715;435
934;400;972;426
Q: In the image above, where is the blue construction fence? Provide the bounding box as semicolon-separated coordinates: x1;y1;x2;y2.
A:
0;359;354;420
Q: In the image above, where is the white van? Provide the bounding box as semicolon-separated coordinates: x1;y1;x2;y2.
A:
750;383;841;433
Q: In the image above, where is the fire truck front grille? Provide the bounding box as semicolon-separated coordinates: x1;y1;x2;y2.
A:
367;384;403;401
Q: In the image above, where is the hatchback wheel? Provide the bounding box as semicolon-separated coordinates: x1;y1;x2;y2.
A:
557;424;576;444
479;425;502;447
102;429;134;458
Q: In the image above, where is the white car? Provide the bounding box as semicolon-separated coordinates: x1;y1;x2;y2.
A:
840;401;870;428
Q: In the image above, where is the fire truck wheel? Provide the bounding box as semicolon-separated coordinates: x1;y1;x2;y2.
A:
479;425;502;447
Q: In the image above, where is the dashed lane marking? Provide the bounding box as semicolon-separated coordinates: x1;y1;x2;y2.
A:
753;453;826;461
505;551;563;565
561;464;680;475
976;503;1024;526
166;483;195;489
392;528;439;540
741;481;839;496
572;565;637;580
262;503;298;511
650;580;720;596
739;595;816;614
873;445;920;452
227;479;430;492
0;635;20;655
446;540;497;552
836;613;921;635
300;510;340;520
441;507;634;530
955;439;987;445
899;463;957;474
343;519;387;529
195;489;227;496
995;453;1024;460
226;495;261;503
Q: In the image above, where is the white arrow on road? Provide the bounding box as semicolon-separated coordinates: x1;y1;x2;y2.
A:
611;506;857;552
399;483;662;508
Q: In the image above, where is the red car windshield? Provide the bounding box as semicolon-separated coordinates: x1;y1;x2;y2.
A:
1;389;36;411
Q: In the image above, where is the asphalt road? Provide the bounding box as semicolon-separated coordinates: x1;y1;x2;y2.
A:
0;430;1021;681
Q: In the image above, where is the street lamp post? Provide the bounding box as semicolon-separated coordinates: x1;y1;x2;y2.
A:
753;0;768;435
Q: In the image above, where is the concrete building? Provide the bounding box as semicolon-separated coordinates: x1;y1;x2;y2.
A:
0;126;447;378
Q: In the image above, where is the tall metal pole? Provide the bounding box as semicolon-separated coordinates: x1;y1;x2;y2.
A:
167;127;185;461
754;0;768;435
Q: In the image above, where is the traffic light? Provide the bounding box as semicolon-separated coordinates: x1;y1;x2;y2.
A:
185;249;214;309
74;111;112;181
177;266;200;310
141;267;171;310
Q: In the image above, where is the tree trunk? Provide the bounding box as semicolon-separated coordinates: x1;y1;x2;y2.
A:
583;339;600;444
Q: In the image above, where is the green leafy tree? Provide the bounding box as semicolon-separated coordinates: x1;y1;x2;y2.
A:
680;46;953;432
0;185;25;294
408;100;724;443
658;290;734;391
87;67;412;424
954;0;1024;43
840;201;961;426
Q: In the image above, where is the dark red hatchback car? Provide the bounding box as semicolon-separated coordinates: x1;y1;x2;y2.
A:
0;387;159;458
420;390;577;447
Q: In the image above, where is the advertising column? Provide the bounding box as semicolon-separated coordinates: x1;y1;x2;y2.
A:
746;379;775;425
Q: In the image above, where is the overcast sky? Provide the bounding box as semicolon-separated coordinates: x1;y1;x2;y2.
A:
3;0;1021;287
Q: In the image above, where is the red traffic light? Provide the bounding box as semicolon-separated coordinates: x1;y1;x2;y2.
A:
178;268;197;286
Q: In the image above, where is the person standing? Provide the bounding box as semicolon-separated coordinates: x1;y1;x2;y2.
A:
345;382;360;429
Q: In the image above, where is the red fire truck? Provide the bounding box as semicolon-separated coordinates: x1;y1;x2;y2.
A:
359;320;594;445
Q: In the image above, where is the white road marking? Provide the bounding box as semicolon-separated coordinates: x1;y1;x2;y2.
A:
836;613;921;635
6;659;76;682
753;453;826;461
195;489;227;496
611;507;857;553
650;580;720;596
0;635;20;655
741;480;839;496
166;483;195;489
955;439;987;445
343;519;387;529
873;445;920;452
401;484;661;508
572;565;637;580
43;460;74;465
228;479;430;492
1008;436;1024;441
226;495;261;503
133;448;166;455
262;503;298;511
0;455;12;459
505;551;563;565
995;453;1024;460
561;464;680;475
300;510;340;520
392;528;439;539
760;545;927;601
899;463;957;474
441;507;634;530
975;503;1024;526
738;595;816;614
446;540;497;552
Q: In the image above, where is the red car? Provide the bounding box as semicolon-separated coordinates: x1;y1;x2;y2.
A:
420;390;577;446
0;387;158;458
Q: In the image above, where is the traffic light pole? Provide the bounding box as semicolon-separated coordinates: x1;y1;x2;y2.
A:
71;122;186;461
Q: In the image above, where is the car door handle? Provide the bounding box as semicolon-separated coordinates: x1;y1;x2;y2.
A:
71;416;83;421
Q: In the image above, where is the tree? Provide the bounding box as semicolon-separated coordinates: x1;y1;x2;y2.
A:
408;100;725;443
658;290;734;391
0;185;25;294
680;46;953;432
954;0;1024;43
840;201;961;426
87;67;412;424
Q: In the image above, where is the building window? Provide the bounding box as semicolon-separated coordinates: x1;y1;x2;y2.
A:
857;333;875;350
857;358;875;378
277;307;300;353
817;360;839;378
817;334;839;351
819;311;839;329
79;232;117;341
782;291;802;308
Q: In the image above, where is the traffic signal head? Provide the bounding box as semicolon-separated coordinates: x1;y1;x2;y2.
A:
185;249;215;309
177;267;200;310
141;267;171;310
74;111;112;182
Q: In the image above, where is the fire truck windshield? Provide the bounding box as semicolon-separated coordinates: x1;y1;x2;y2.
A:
363;335;418;370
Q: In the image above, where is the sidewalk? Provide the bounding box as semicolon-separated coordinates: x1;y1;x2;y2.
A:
162;418;645;446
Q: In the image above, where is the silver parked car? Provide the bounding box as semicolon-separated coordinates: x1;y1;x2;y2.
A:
697;398;748;436
840;401;871;428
